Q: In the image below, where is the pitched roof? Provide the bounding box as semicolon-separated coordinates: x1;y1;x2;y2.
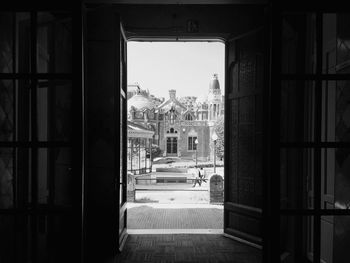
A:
127;121;154;138
157;97;186;112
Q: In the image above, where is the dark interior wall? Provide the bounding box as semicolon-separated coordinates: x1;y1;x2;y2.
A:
88;4;265;40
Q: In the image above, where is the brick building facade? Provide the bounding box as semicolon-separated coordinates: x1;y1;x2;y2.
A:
127;74;224;161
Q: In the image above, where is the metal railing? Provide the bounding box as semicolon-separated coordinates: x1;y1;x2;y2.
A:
135;177;197;184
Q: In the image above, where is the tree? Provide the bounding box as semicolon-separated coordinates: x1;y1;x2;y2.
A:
214;115;224;159
146;144;161;160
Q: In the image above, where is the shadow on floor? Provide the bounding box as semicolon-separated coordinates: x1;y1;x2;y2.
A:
116;234;261;263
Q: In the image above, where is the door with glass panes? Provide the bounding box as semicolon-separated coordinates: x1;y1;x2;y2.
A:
278;9;350;263
0;7;82;263
167;137;178;155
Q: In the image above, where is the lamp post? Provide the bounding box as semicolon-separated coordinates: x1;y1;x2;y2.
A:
194;138;199;166
212;132;218;173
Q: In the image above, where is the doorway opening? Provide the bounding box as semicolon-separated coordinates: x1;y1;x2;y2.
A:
85;4;266;261
126;41;225;234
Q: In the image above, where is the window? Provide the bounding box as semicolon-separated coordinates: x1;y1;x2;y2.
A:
185;113;193;120
188;136;197;150
135;111;143;119
170;113;174;124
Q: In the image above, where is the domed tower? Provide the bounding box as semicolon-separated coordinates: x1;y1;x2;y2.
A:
127;90;155;124
207;74;222;121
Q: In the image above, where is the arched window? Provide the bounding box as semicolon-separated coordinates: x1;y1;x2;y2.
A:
170;128;174;133
185;113;193;120
135;111;143;119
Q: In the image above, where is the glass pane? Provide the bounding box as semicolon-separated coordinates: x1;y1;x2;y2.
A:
0;13;13;73
321;216;350;263
323;13;337;74
37;147;72;206
322;81;350;142
15;79;31;142
37;80;72;142
320;148;350;209
1;148;32;206
337;14;350;71
16;13;31;73
0;215;15;263
0;80;14;141
281;13;316;74
280;148;314;209
280;81;315;142
280;216;313;262
37;12;72;73
323;14;350;74
0;148;14;208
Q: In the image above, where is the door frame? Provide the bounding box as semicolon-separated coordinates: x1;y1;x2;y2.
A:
82;2;272;263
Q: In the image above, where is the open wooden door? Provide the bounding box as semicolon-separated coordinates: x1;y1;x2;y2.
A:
118;21;128;251
86;6;127;262
224;28;265;248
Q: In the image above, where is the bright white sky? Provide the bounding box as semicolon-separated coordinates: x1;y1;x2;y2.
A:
127;42;225;100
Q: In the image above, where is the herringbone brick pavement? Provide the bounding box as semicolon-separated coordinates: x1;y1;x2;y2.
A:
128;204;223;229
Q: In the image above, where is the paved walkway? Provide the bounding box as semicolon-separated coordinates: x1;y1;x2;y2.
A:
135;180;211;203
127;203;223;230
135;182;209;191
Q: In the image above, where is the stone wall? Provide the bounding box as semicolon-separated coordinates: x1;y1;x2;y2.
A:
127;173;136;202
209;174;224;204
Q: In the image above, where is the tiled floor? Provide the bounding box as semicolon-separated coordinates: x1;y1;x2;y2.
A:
116;234;261;263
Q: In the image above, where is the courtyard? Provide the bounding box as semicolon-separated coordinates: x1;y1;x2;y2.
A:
127;158;224;231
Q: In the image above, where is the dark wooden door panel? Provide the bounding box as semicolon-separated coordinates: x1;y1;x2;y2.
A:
224;29;265;248
86;7;127;262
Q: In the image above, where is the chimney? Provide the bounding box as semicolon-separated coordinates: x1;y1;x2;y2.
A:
169;89;176;99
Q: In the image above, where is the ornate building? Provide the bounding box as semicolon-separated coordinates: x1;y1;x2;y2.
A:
127;74;224;161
